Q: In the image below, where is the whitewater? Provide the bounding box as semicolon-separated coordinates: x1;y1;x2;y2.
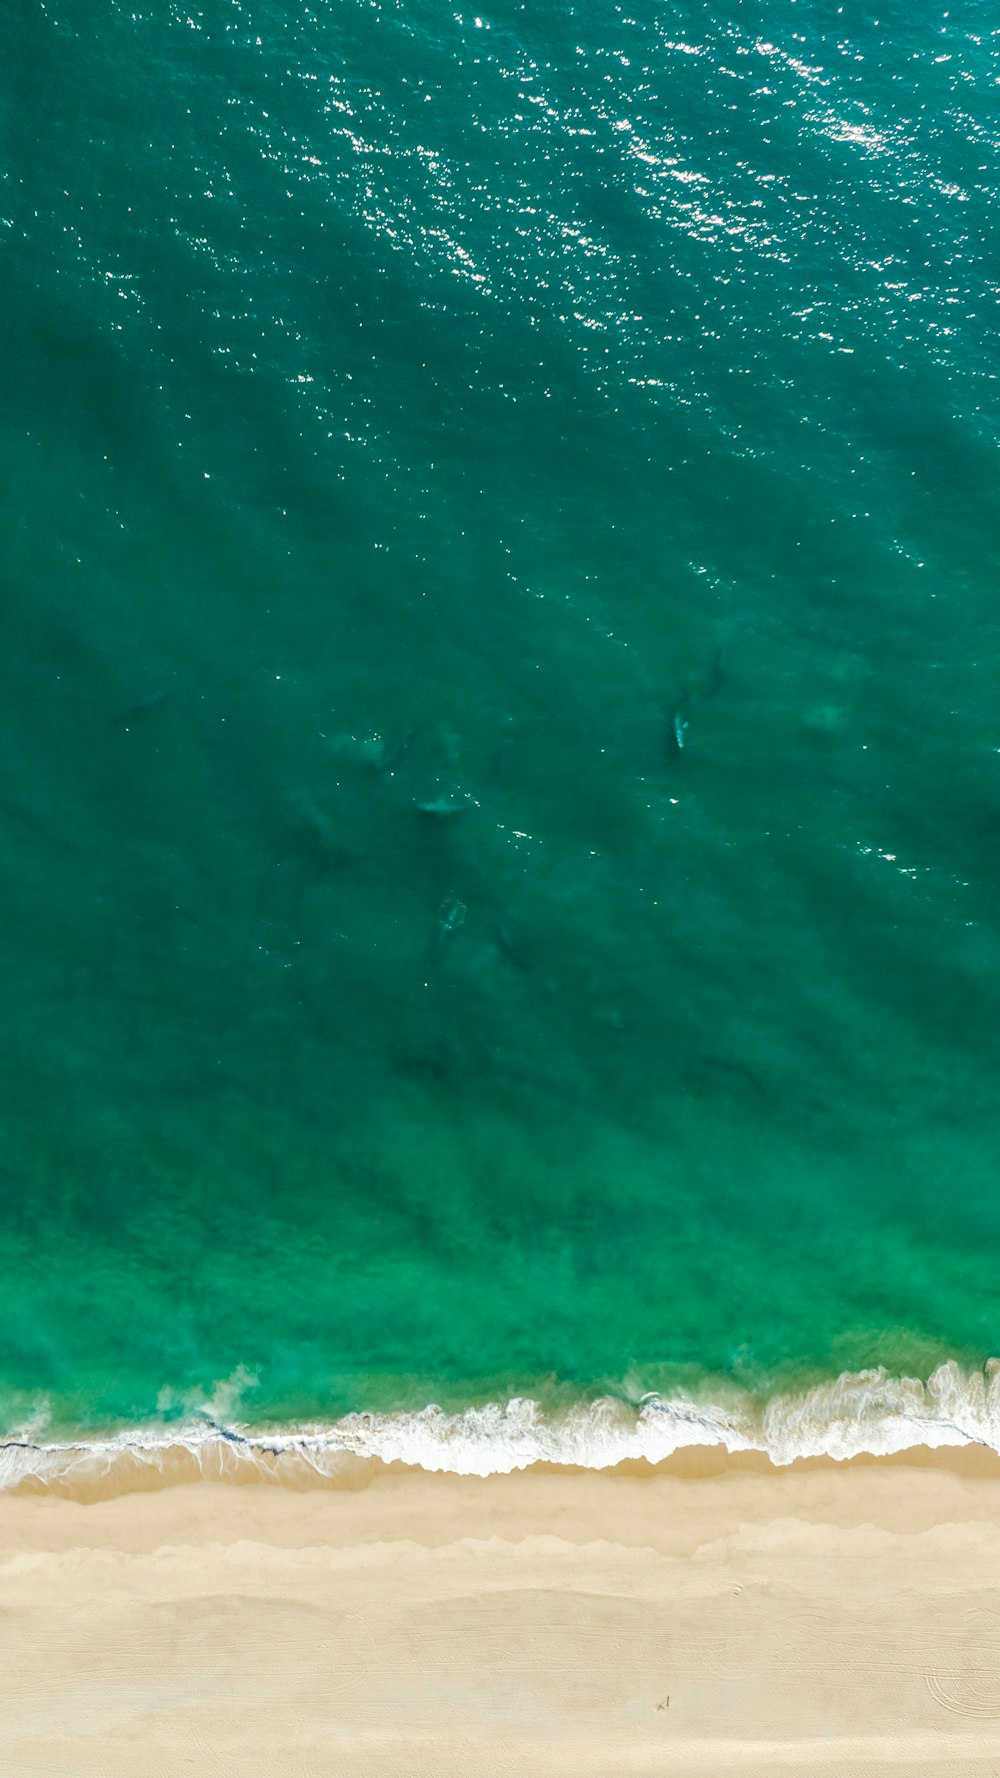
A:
5;1360;1000;1494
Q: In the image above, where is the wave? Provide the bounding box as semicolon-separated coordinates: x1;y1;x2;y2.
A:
4;1359;1000;1496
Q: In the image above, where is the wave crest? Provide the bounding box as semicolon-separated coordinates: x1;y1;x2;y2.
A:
3;1359;1000;1495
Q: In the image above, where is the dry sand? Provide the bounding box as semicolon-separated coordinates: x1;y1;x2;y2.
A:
3;1449;1000;1776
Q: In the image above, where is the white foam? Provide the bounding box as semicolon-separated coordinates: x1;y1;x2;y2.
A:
3;1359;1000;1493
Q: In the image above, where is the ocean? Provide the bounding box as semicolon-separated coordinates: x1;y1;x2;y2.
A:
2;0;999;1480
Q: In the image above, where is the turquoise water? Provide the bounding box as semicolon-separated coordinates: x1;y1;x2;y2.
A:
2;0;999;1451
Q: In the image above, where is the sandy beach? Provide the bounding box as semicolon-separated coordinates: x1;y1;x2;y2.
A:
2;1449;1000;1775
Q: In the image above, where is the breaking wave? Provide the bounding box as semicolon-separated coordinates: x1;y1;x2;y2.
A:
4;1359;1000;1496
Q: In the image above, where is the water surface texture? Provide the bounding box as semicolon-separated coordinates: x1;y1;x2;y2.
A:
2;0;999;1447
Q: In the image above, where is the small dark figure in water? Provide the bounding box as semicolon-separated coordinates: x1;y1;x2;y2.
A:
435;897;466;950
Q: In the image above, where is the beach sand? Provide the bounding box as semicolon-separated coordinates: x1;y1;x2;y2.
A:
3;1449;1000;1775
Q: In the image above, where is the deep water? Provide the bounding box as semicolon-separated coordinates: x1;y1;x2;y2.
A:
1;0;999;1439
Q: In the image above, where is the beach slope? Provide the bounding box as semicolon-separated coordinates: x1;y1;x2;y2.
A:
3;1453;1000;1776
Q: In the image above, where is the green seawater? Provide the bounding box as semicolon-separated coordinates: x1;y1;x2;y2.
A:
1;0;999;1443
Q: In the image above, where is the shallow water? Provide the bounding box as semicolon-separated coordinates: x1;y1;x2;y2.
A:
1;0;999;1453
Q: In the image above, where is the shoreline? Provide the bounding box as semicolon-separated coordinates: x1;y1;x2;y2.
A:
5;1356;1000;1497
3;1450;1000;1774
7;1424;1000;1504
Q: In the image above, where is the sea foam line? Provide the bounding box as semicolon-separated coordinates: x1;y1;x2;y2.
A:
3;1359;1000;1493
